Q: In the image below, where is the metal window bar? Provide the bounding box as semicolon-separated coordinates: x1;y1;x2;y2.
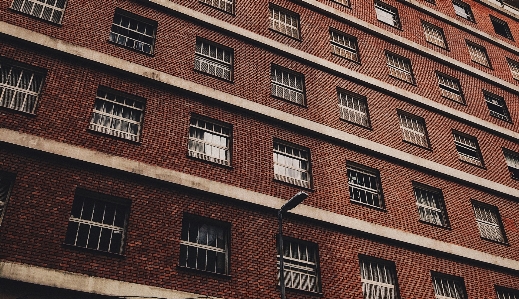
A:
188;118;230;166
360;260;397;299
453;133;482;166
330;30;358;61
453;1;473;21
338;91;369;127
467;43;490;67
0;63;43;114
414;188;446;226
271;67;305;105
507;59;519;80
0;176;13;226
422;22;446;48
200;0;233;13
375;2;399;27
277;240;318;293
11;0;66;24
273;143;310;188
348;168;382;208
270;7;300;39
484;93;509;121
89;90;144;142
398;113;428;147
473;204;505;243
386;53;413;83
331;0;350;6
194;41;233;81
432;276;467;299
497;289;519;299
109;13;155;54
437;74;463;103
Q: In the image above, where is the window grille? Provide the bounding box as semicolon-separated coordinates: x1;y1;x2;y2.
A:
437;73;464;103
64;192;129;254
109;10;156;54
398;112;429;148
452;132;483;166
180;216;229;275
497;287;519;299
375;1;401;28
432;274;467;299
422;22;447;48
188;117;231;166
0;61;44;114
338;89;370;128
200;0;233;13
503;149;519;180
466;42;490;67
270;6;300;39
413;184;449;227
278;239;320;293
89;88;145;142
507;58;519;80
11;0;66;24
330;29;359;62
273;141;311;188
386;52;414;83
271;66;305;105
347;163;383;208
452;0;474;21
484;92;510;122
195;39;233;81
331;0;350;6
491;16;513;39
472;201;506;243
0;175;14;226
359;257;399;299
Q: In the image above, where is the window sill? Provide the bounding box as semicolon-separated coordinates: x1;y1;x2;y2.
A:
388;74;416;86
273;177;314;191
87;128;142;145
186;152;233;169
107;40;155;57
177;265;232;279
331;52;361;64
193;68;234;83
349;199;386;211
62;243;126;258
377;20;402;31
418;219;451;230
278;285;323;297
402;140;432;151
425;41;450;51
268;28;302;42
480;237;509;246
458;158;486;169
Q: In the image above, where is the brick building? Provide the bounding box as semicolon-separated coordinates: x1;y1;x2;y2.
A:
1;0;519;298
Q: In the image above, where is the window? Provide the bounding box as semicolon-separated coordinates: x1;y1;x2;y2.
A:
188;116;231;166
330;29;359;62
0;60;44;114
437;73;464;103
466;41;490;67
375;1;401;28
347;162;384;209
89;88;145;142
194;39;233;81
0;174;14;226
507;58;519;80
109;9;156;55
491;16;513;40
425;0;436;3
180;215;230;275
453;0;474;22
359;256;399;299
337;89;370;128
452;131;483;166
503;149;519;180
422;21;447;49
386;52;414;83
273;140;311;188
271;65;305;105
278;238;320;293
431;272;467;299
64;190;130;254
472;200;507;243
200;0;233;13
11;0;66;24
496;286;519;299
331;0;350;6
484;91;510;122
413;183;449;227
269;5;300;39
398;111;429;148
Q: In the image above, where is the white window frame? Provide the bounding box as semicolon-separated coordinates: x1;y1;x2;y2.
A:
200;0;234;14
452;0;474;22
496;287;519;299
337;89;370;128
386;52;414;83
503;149;519;180
0;174;14;226
472;200;507;243
507;58;519;81
398;111;429;148
452;131;483;166
271;65;306;105
0;60;44;114
11;0;67;24
269;5;301;39
109;9;156;55
278;238;320;293
437;73;464;103
330;29;359;62
466;41;490;67
273;140;311;188
422;21;447;49
484;91;510;122
194;39;233;81
432;273;467;299
347;163;384;209
188;116;231;166
359;256;399;299
375;1;401;28
413;183;449;227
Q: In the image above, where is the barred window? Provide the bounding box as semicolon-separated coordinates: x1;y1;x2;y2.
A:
109;9;156;55
437;73;464;103
89;88;145;142
64;191;130;254
338;89;370;128
466;41;490;67
200;0;233;13
386;52;414;83
0;175;14;226
503;149;519;180
453;0;474;22
188;116;231;166
432;273;467;299
375;1;401;28
180;215;229;275
11;0;66;24
359;256;399;299
507;58;519;80
484;91;510;122
331;0;350;6
347;163;384;209
270;5;300;39
422;21;447;49
278;238;320;293
452;131;483;167
472;200;507;243
271;66;305;105
195;39;233;81
496;287;519;299
491;16;513;40
0;60;44;114
413;183;449;227
398;112;429;148
330;29;359;62
273;141;311;188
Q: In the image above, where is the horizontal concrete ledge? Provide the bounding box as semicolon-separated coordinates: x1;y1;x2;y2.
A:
0;261;221;299
1;129;519;272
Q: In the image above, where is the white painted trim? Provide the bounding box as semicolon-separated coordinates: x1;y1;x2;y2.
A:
1;128;519;271
0;261;221;299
